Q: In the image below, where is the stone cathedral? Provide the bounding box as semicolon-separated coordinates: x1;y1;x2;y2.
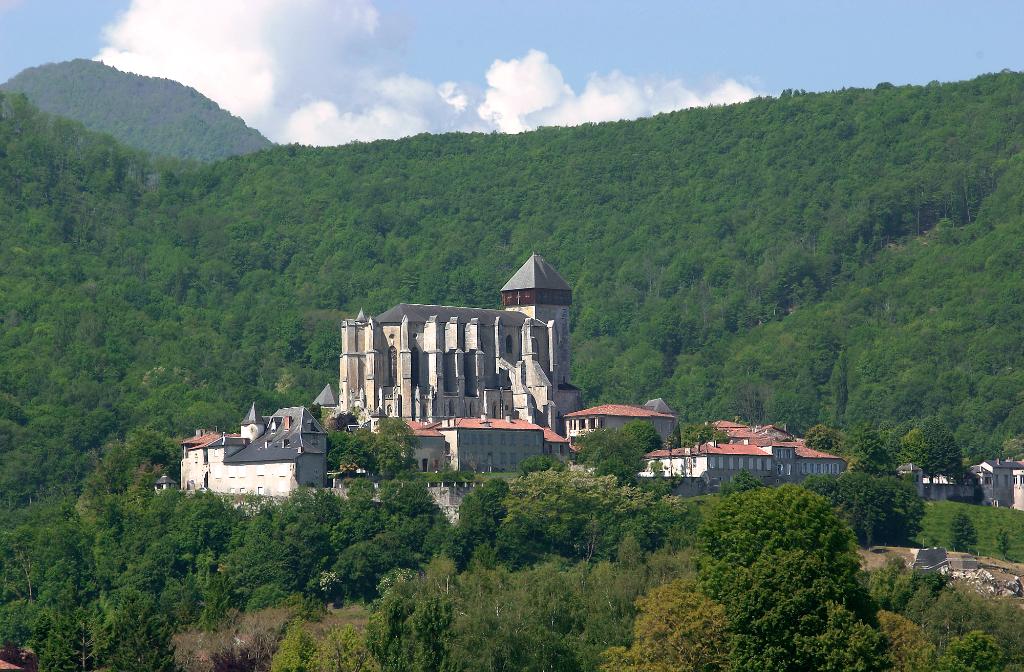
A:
338;254;581;431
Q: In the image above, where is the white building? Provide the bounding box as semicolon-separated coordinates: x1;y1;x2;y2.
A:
641;420;845;487
181;404;327;496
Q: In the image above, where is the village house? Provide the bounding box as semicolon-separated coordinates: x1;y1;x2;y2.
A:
180;404;327;495
565;399;678;445
404;416;569;472
641;420;845;488
968;459;1024;509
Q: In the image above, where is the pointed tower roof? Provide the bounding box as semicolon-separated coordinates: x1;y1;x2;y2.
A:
314;384;338;407
242;402;264;426
356;308;367;321
644;398;676;416
501;253;570;292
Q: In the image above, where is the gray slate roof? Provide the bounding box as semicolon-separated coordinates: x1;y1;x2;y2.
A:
155;474;177;485
376;303;528;326
501;254;571;292
314;384;338;407
644;398;676;415
225;406;326;464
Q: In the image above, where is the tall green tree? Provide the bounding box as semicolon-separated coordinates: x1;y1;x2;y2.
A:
698;485;883;671
915;419;963;480
949;512;977;552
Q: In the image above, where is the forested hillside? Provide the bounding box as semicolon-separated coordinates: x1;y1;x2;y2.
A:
1;59;271;161
3;72;1024;502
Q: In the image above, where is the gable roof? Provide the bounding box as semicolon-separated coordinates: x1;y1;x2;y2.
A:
376;303;528;326
565;404;675;419
501;253;571;292
314;384;338;407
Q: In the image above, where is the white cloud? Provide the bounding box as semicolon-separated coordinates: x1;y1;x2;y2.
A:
96;1;758;145
478;50;757;133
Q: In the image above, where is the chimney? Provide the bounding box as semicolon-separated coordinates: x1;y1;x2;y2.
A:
505;414;513;423
195;429;203;437
480;414;487;421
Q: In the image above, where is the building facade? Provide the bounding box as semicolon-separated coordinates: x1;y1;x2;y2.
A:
968;460;1024;509
641;420;845;488
338;254;581;432
565;400;677;445
181;404;327;496
437;417;569;472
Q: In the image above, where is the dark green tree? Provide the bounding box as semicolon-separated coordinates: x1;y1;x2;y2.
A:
104;591;176;672
916;419;963;480
698;485;881;671
804;472;924;547
575;425;649;485
373;419;416;478
949;511;977;552
720;469;763;496
937;631;1003;672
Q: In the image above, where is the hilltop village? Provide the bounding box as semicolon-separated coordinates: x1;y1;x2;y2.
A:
178;254;853;497
176;254;1019;510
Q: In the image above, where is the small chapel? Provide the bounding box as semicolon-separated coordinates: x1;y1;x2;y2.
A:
338;254;581;432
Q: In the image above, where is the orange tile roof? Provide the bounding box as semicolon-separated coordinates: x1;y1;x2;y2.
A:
565;404;675;419
713;420;749;429
795;446;843;460
543;427;569;443
181;432;236;451
0;660;25;670
438;417;547;431
405;419;443;437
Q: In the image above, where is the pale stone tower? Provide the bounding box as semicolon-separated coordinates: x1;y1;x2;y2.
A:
500;254;577;419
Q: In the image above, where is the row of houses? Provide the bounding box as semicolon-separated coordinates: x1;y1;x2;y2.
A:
640;420;846;486
900;460;1024;510
175;386;851;496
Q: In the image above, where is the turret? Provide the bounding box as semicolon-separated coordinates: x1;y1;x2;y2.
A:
241;402;265;441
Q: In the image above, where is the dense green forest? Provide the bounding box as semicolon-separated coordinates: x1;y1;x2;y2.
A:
1;60;271;161
4;72;1024;503
6;73;1024;668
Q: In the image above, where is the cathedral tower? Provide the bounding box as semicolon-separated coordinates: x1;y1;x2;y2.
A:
501;254;573;388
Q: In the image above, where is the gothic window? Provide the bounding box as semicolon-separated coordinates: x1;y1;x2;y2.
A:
388;346;397;386
410;347;420;387
531;337;538;353
443;351;457;394
464;353;477;397
505;335;513;354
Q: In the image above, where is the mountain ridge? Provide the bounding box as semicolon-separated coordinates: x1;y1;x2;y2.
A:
1;58;272;161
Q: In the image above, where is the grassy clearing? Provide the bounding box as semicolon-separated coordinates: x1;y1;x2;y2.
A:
917;500;1024;560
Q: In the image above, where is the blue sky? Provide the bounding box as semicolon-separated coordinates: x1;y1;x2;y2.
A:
1;1;1022;144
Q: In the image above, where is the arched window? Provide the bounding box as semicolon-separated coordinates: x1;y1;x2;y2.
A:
410;347;420;387
388;346;397;386
443;351;457;394
505;335;513;354
464;353;476;397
